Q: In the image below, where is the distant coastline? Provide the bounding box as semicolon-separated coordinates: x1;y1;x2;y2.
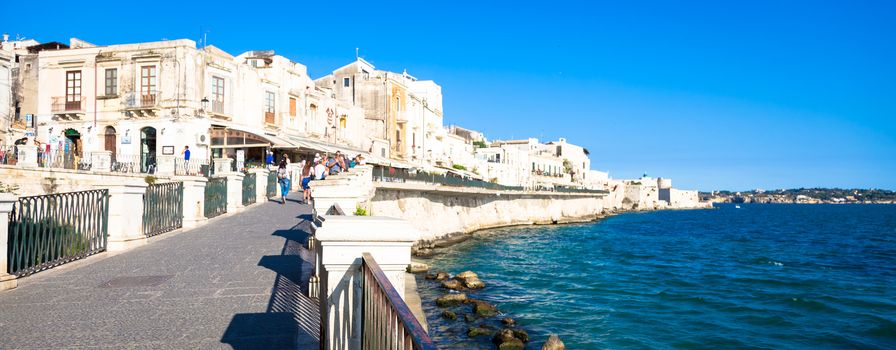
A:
702;188;896;204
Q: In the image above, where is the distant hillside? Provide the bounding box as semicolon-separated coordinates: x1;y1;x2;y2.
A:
700;188;896;204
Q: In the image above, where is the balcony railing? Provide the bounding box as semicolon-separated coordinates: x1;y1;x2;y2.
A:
211;100;225;114
51;97;84;113
361;253;436;350
125;92;160;109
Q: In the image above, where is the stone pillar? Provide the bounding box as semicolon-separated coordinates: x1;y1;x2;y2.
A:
220;172;245;213
155;155;175;176
213;158;233;175
310;166;375;216
172;175;208;229
315;216;420;350
16;145;37;168
106;180;149;251
249;168;269;203
90;151;112;172
0;193;19;291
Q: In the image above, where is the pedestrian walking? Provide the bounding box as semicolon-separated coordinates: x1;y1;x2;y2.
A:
181;146;191;174
301;159;313;203
277;160;290;204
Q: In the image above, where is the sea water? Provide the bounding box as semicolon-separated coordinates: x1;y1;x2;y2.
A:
416;204;896;349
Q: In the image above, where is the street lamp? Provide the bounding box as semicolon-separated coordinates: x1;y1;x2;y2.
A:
200;97;209;113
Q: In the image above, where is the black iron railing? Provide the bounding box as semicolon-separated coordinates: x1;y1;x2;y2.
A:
361;253;436;350
266;171;278;199
204;177;227;218
242;173;256;206
372;166;524;191
142;182;184;237
7;189;109;276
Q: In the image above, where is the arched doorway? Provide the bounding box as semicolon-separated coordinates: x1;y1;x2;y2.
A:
103;126;117;159
140;127;156;173
63;128;81;169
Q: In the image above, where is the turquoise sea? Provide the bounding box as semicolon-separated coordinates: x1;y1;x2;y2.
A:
416;204;896;349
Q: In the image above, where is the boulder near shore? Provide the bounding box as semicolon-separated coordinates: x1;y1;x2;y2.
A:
541;334;565;350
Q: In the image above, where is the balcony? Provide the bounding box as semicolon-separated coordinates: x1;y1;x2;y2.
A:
51;97;85;120
394;111;408;123
124;92;160;117
208;100;230;120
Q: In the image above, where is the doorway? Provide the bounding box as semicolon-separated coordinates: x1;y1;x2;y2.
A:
104;126;117;160
140;127;156;173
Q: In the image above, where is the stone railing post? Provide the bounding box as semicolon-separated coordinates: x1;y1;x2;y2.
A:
106;180;149;251
315;216;420;350
220;172;245;213
213;157;233;175
16;145;38;168
155;155;175;176
249;168;269;203
172;175;208;229
0;193;19;291
310;165;375;216
90;151;112;172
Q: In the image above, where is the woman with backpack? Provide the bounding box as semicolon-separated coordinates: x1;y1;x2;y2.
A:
277;160;290;204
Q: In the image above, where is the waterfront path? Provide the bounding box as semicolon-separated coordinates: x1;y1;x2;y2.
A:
0;193;319;349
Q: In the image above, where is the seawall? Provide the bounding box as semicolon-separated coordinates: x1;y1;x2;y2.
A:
370;182;606;246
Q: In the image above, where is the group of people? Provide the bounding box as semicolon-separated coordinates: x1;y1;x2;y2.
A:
274;150;366;204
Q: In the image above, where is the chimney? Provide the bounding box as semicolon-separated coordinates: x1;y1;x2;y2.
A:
2;33;8;42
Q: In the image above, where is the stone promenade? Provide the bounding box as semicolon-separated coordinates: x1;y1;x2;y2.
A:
0;193;319;349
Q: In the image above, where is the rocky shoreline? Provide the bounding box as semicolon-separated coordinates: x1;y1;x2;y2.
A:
412;268;565;349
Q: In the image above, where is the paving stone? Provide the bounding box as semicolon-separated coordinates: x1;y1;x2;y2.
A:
0;193;320;349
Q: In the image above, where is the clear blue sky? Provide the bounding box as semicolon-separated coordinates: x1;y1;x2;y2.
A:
4;1;895;191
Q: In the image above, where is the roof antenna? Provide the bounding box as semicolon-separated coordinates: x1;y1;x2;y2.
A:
355;47;359;60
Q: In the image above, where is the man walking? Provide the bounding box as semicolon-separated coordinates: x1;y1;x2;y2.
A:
181;146;191;175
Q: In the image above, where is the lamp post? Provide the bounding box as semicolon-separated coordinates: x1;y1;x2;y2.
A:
200;97;209;114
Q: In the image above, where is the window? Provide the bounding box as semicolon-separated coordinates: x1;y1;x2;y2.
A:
212;77;225;102
289;97;297;116
265;91;275;123
104;68;117;96
339;115;346;128
140;66;157;96
65;70;82;106
343;77;350;87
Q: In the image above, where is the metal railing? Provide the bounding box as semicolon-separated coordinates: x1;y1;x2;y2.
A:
7;189;109;276
211;100;226;114
266;171;278;199
242;173;256;206
174;158;209;176
37;150;87;170
204;177;227;218
0;146;18;165
142;182;184;237
51;97;84;113
361;253;436;350
372;166;525;191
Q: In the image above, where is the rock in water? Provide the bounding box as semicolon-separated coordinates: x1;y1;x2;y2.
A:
463;276;485;289
512;329;530;343
435;272;450;281
456;270;479;279
492;329;525;350
471;300;498;317
464;313;477;322
501;317;516;326
406;262;430;273
542;334;565;350
441;279;463;290
441;310;457;320
467;326;493;337
435;293;467;307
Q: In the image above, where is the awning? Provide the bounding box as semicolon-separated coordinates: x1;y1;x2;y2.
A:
209;123;299;149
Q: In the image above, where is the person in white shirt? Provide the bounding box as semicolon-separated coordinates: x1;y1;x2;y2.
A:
313;159;327;180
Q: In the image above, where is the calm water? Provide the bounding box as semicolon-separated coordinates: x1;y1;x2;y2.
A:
417;204;896;349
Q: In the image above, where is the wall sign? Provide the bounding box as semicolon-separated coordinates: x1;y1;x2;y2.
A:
162;146;175;155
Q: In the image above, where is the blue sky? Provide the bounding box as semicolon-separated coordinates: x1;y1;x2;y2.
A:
3;1;895;190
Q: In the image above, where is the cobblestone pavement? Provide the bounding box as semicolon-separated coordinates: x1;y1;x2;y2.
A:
0;193;319;349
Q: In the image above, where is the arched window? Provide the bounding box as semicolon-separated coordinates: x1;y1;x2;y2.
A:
103;126;117;157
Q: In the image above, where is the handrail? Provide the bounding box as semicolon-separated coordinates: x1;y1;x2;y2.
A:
361;252;437;350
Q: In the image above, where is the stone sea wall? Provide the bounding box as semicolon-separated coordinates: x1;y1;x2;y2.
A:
370;182;606;243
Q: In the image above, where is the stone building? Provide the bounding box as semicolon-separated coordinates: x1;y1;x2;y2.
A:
26;37;367;173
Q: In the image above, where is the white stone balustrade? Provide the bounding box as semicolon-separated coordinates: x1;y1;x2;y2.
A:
173;175;208;229
249;168;270;203
220;172;245;213
314;215;420;350
90;151;112;172
106;180;149;251
310;165;375;216
16;145;38;168
213;158;233;175
0;193;18;291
